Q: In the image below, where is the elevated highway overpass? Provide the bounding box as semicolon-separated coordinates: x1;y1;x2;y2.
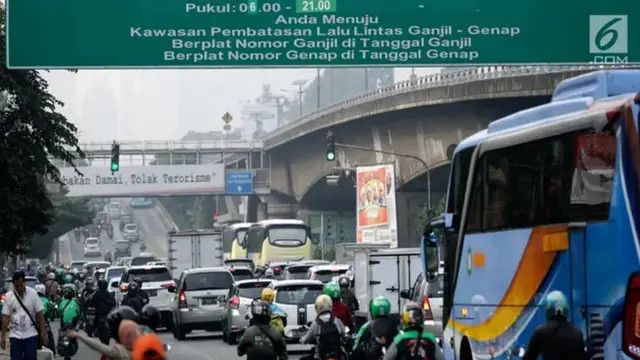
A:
260;65;613;245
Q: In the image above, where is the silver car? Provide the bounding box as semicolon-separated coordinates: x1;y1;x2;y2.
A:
221;279;273;344
171;267;234;340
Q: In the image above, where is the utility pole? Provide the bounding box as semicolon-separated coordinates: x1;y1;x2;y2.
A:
291;79;307;116
364;68;369;91
316;68;321;109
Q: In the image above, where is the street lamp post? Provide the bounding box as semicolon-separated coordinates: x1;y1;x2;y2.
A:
334;142;431;210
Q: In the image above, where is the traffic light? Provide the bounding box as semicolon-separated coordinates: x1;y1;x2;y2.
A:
110;142;120;173
326;129;335;161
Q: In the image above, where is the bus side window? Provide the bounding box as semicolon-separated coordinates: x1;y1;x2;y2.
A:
569;132;616;221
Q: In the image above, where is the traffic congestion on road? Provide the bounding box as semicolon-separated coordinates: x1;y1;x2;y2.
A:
2;0;639;355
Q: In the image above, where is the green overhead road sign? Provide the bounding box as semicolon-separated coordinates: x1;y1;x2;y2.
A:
6;0;638;68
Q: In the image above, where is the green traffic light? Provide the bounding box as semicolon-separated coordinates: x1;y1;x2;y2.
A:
111;162;119;172
327;152;335;161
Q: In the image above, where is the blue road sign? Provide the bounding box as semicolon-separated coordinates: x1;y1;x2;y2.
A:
226;171;254;195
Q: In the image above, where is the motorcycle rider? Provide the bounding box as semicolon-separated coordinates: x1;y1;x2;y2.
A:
35;284;56;353
238;300;288;360
122;277;149;313
523;290;586;360
383;302;442;360
104;250;113;263
139;305;162;334
45;272;60;302
338;276;359;313
58;285;81;359
90;279;116;344
352;296;398;360
260;288;285;334
323;282;353;330
68;319;141;360
59;285;81;329
264;268;275;279
107;306;139;343
301;294;347;360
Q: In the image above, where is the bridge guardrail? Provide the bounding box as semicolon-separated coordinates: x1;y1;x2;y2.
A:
76;139;264;153
265;65;625;141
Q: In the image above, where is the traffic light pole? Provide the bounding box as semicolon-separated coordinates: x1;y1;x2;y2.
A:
334;142;431;210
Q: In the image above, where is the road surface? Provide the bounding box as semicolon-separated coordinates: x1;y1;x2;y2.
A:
65;199;308;360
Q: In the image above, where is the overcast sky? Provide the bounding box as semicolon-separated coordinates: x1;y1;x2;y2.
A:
43;68;438;142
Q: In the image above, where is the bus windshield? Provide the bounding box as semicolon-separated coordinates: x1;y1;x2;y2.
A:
222;229;235;252
268;226;308;246
236;229;248;246
246;226;263;253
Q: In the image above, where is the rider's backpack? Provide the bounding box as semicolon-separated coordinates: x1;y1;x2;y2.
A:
316;314;342;359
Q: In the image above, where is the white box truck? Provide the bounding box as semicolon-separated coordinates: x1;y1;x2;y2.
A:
167;229;224;279
353;246;422;318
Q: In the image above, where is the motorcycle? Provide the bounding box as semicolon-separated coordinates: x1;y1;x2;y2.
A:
106;226;113;239
57;328;78;360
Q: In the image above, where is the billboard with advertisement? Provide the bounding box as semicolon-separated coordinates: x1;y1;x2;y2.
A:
56;164;225;197
356;164;398;248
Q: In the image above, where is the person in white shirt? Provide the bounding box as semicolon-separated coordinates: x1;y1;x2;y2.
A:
1;271;47;360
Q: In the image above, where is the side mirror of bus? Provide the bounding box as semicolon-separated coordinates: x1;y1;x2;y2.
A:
444;213;460;231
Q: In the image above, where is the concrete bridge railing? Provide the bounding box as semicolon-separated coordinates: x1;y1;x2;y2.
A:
264;65;619;148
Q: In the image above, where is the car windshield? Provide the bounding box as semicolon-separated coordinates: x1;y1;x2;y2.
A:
230;269;253;281
313;269;348;283
237;281;271;299
285;266;311;279
116;242;130;250
275;284;323;305
106;268;125;280
184;272;233;291
110;203;119;209
86;239;98;246
125;224;137;231
131;257;155;266
268;226;308;246
71;262;85;270
124;268;171;283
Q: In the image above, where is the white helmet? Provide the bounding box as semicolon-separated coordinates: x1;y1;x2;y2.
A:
265;268;275;277
47;273;56;280
72;268;79;275
35;284;46;295
315;294;333;314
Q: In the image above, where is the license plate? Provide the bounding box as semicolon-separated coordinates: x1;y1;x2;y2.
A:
201;297;216;305
145;290;157;297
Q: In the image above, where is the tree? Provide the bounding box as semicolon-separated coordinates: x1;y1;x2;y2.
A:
26;194;94;258
0;11;84;254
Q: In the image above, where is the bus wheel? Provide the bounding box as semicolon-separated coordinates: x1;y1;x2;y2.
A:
460;337;473;360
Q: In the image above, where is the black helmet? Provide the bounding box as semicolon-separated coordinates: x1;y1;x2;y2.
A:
97;279;108;290
78;272;86;281
139;305;162;331
250;299;271;323
338;275;351;289
133;277;143;286
107;306;139;341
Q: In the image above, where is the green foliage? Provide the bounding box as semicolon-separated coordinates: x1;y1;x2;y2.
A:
413;195;446;233
26;194;94;258
0;12;84;254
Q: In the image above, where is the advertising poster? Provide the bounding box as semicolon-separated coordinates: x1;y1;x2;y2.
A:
356;164;398;248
